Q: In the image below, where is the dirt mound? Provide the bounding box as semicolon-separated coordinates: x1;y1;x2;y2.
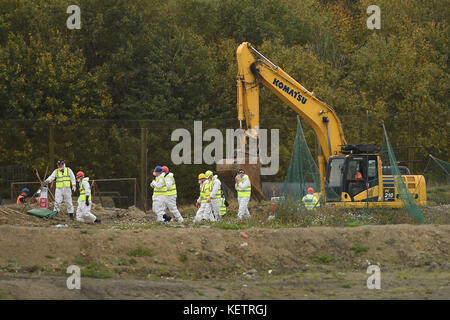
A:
0;224;448;280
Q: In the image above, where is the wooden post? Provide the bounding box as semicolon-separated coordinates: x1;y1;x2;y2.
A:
140;126;148;210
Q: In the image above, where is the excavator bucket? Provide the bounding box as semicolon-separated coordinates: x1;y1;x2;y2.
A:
216;154;265;201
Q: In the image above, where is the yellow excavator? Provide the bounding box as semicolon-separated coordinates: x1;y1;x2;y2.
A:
217;42;426;208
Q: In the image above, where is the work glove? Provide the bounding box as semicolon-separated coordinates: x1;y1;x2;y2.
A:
72;185;76;192
195;201;200;208
85;199;90;206
207;196;212;203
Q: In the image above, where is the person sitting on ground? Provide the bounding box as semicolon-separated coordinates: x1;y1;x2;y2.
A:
16;188;30;204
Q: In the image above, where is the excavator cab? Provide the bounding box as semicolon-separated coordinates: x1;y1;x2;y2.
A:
325;144;382;203
326;153;381;203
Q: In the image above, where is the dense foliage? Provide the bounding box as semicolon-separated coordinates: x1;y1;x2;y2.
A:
0;0;448;203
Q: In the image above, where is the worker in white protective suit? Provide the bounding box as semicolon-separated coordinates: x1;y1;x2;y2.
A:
194;173;216;223
150;166;172;223
161;166;184;223
75;171;101;223
235;169;251;220
205;170;223;221
44;160;76;220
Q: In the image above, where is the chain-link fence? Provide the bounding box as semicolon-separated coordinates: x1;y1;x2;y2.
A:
0;113;446;208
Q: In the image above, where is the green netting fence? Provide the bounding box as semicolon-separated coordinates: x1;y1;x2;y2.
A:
423;154;450;186
381;124;424;222
275;117;322;217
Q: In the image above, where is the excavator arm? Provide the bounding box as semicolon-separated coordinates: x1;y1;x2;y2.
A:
236;42;347;195
237;42;347;160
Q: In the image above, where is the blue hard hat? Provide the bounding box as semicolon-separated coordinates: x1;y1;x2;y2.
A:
154;166;163;172
22;188;30;194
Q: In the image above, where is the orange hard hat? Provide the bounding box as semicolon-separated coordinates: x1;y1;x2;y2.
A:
76;171;84;179
162;166;169;172
307;187;314;194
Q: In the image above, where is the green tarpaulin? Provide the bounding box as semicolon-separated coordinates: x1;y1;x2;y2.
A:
27;209;56;218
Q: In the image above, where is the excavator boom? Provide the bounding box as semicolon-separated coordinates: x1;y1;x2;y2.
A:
237;42;347;160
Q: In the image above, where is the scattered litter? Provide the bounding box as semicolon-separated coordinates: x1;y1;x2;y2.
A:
240;242;248;247
200;225;211;228
55;224;68;228
240;232;249;238
268;269;273;274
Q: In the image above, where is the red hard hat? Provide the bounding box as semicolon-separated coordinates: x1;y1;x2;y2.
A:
162;166;169;172
307;187;314;194
76;171;84;179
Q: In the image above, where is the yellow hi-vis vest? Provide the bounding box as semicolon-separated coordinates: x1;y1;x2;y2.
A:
55;168;71;189
302;194;320;210
153;174;167;196
164;172;177;196
199;181;211;203
210;177;222;199
78;178;92;202
236;175;251;198
219;197;227;216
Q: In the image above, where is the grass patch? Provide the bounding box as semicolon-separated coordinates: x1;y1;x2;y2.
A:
314;254;335;264
346;221;364;227
128;245;154;257
427;185;450;205
73;257;88;266
364;229;371;235
45;255;55;259
179;254;188;262
351;244;369;253
81;261;113;279
341;283;351;288
81;269;112;279
115;258;128;266
129;258;137;265
215;222;246;230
